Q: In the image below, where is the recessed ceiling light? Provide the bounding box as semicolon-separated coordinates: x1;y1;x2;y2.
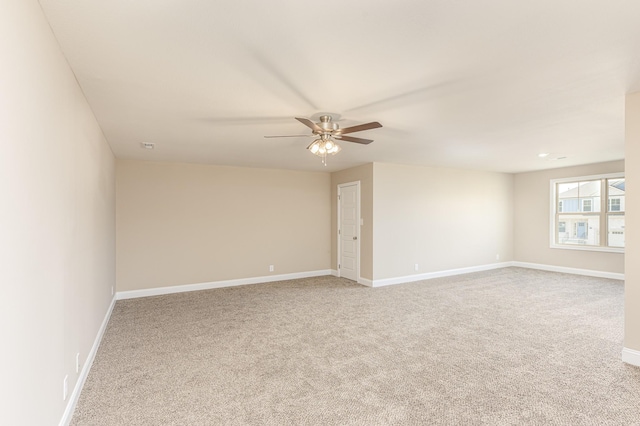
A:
141;142;155;149
538;152;549;158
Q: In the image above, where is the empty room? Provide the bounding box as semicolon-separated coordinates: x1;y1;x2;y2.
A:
3;1;640;425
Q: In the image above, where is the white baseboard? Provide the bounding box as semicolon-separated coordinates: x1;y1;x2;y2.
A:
622;347;640;367
330;269;372;287
512;261;624;281
123;263;622;297
59;295;116;426
371;262;512;287
368;261;623;287
358;277;373;287
116;269;333;300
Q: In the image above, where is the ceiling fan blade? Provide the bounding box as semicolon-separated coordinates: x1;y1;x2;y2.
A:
335;135;374;145
295;117;323;133
264;135;312;138
336;121;383;135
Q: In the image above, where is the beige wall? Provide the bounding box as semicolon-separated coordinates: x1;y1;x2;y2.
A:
372;163;514;281
330;164;374;280
117;160;330;290
0;1;116;424
513;161;624;274
625;93;640;352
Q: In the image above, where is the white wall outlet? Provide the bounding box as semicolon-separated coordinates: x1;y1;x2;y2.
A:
63;375;68;400
111;285;114;296
76;353;80;373
496;254;500;261
269;265;274;272
414;263;419;271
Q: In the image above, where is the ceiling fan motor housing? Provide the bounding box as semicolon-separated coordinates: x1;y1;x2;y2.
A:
318;115;339;134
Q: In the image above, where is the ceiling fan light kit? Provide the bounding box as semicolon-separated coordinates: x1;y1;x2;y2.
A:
308;134;342;166
265;114;382;166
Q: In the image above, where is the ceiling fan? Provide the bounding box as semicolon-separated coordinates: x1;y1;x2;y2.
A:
265;115;382;165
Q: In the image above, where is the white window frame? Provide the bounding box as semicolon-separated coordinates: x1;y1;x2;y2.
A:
550;172;624;253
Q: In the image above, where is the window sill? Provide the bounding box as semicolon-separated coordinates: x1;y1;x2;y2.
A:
550;244;624;254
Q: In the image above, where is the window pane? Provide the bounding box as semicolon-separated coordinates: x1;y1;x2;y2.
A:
587;196;601;212
556;214;600;246
558;182;578;196
561;199;580;212
557;181;600;212
579;180;600;212
608;215;625;247
608;178;625;212
558;182;580;212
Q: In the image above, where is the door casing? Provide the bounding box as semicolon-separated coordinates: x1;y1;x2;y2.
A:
337;181;361;282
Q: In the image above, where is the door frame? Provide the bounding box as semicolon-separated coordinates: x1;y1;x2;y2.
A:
337;181;361;283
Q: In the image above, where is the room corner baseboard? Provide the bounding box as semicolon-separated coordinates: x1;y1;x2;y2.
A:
59;295;116;426
116;269;334;300
330;270;372;287
511;261;624;281
371;262;513;287
622;347;640;367
358;277;373;287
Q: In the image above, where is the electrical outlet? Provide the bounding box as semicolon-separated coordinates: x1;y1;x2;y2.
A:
111;286;114;296
414;263;419;271
269;265;274;272
496;254;500;261
76;353;80;373
63;375;68;400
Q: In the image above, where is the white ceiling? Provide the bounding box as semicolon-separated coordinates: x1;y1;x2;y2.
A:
38;0;640;173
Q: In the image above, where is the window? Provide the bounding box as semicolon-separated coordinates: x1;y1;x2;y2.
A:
609;198;621;212
551;173;624;252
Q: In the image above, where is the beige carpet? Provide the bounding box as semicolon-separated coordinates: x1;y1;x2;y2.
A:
71;268;640;425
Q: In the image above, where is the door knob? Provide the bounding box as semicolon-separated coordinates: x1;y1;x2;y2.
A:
353;236;358;240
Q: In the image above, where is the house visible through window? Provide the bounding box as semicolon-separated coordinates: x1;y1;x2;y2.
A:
551;173;624;252
609;198;621;211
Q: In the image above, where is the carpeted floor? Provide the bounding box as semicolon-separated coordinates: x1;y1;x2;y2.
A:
71;267;640;425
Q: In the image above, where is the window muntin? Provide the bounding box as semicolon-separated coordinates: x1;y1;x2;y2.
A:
551;173;624;252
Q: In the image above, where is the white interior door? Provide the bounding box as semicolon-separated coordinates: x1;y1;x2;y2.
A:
338;183;359;281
